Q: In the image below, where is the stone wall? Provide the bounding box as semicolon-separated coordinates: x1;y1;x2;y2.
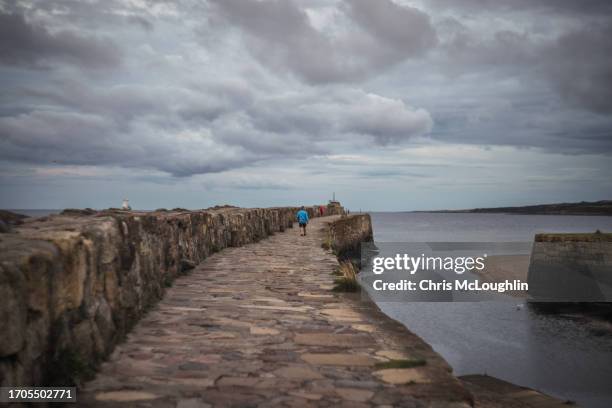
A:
527;233;612;301
0;207;313;387
326;202;345;216
327;214;373;262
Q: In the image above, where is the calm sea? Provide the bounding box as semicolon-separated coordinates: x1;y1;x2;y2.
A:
371;212;612;408
6;209;62;217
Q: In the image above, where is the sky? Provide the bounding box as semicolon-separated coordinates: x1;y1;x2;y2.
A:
0;0;611;211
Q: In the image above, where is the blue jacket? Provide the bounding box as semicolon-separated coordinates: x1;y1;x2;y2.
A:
297;209;309;224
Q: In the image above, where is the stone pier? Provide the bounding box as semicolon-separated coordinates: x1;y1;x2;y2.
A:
77;216;470;407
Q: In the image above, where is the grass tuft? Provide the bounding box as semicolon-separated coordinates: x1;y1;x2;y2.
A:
321;234;333;250
332;261;359;292
374;358;427;369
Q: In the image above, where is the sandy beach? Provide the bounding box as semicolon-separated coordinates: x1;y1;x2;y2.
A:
474;254;531;298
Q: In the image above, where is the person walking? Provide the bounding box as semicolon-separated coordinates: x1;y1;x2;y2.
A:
296;206;309;236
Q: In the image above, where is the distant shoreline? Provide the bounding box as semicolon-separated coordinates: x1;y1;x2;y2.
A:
7;200;612;217
411;200;612;216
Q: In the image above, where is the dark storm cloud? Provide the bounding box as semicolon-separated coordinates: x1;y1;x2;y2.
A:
209;0;437;84
0;11;122;69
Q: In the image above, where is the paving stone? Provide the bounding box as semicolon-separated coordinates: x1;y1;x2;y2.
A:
179;361;209;371
241;305;313;312
375;350;411;360
273;366;324;380
301;353;376;366
173;378;216;387
373;368;431;385
78;217;469;407
177;398;212;408
334;387;375;402
320;308;364;322
95;391;160;401
250;326;281;335
288;391;323;401
217;376;261;387
297;292;334;299
351;324;377;333
294;333;372;347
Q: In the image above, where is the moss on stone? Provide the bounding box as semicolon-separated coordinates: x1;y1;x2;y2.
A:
332;262;359;292
374;358;427;369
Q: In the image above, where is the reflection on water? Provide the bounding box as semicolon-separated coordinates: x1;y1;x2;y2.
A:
371;212;612;408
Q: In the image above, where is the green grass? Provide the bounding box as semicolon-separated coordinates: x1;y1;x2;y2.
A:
374;358;427;369
332;261;360;292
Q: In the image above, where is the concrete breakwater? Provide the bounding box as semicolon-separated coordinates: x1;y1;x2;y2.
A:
528;233;612;301
0;206;319;387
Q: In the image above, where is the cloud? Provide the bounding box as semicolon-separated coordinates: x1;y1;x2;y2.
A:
0;0;610;194
126;15;154;32
243;88;433;144
208;0;437;84
432;12;612;115
426;0;612;16
0;11;122;69
340;92;433;144
0;79;432;176
0;109;255;177
343;0;437;56
545;25;612;114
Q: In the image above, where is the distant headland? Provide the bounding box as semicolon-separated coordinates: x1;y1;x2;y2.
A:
417;200;612;216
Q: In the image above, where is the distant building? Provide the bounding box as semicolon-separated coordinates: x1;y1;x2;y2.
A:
326;200;344;215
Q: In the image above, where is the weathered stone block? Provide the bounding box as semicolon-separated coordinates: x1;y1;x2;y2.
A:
0;206;315;386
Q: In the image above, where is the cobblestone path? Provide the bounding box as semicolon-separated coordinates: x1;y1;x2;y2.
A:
80;217;470;407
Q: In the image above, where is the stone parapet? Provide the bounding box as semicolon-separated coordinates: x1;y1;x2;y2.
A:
0;206;311;386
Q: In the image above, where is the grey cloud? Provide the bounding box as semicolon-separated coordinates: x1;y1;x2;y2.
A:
0;11;122;69
344;0;437;56
209;0;437;84
429;92;612;154
0;109;257;177
546;25;612;114
0;78;433;176
126;15;154;31
427;0;612;16
339;93;432;144
22;81;232;128
242;89;433;145
0;0;609;188
434;17;612;114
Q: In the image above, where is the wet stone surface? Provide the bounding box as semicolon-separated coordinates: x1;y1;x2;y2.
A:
79;217;470;407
